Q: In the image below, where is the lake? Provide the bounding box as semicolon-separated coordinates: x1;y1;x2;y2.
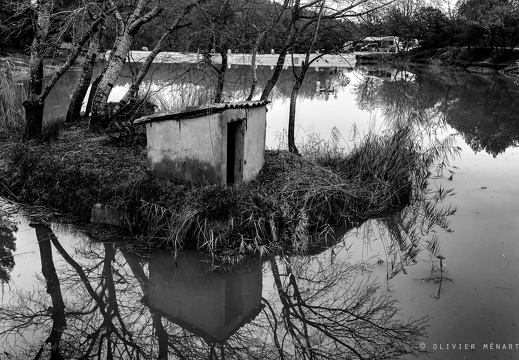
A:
1;58;519;359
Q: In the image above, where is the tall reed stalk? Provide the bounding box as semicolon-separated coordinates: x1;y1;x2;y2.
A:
0;60;26;132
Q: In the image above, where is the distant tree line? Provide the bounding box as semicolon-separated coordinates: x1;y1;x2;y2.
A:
3;0;519;56
358;0;519;53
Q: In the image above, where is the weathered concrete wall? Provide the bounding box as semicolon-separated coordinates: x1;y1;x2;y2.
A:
243;107;266;182
146;113;226;184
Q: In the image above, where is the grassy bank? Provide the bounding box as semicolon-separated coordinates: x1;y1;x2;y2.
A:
0;121;455;263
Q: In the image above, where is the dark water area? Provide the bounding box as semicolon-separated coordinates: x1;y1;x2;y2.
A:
3;60;519;358
0;209;426;359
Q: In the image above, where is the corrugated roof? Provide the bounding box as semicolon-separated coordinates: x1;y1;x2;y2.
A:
134;100;269;125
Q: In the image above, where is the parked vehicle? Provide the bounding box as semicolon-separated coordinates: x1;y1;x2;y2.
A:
354;42;366;51
360;43;379;52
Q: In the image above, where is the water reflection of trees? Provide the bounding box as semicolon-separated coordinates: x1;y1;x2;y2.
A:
445;75;519;156
0;222;428;359
0;218;16;284
353;64;519;156
354;65;449;132
265;255;428;359
42;62;354;120
0;223;154;359
137;63;353;109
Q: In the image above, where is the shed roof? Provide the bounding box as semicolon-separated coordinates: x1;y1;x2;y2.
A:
134;100;269;125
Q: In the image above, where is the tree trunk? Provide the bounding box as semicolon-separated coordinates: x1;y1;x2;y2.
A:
22;95;45;140
89;1;162;130
22;0;49;140
152;314;169;359
23;42;45;140
66;31;101;123
89;33;132;129
33;224;66;360
85;74;103;118
112;46;159;115
246;54;258;101
260;26;296;101
86;12;121;118
23;52;45;140
114;0;203;115
287;1;324;154
121;250;169;358
214;50;228;103
260;50;289;101
246;31;267;101
288;79;302;155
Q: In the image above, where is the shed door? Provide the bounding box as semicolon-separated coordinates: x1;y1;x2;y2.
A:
227;120;245;185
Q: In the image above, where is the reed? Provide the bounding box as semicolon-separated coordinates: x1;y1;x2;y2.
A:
0;60;26;133
41;115;66;141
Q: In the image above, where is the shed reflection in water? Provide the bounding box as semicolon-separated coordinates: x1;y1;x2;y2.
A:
0;211;429;359
145;251;263;344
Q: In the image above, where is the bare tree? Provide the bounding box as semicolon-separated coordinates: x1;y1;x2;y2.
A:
89;0;163;130
190;0;236;103
66;25;104;123
112;0;207;117
10;0;110;139
287;2;325;154
266;0;395;152
245;1;290;100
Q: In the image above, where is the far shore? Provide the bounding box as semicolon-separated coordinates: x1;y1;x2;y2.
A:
4;46;519;83
106;50;358;68
1;51;357;82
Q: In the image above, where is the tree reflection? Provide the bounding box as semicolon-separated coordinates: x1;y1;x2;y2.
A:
354;64;449;133
0;220;16;284
353;64;519;156
446;75;519;156
33;224;66;359
0;223;152;358
263;255;428;359
122;63;352;111
43;62;354;121
0;222;431;359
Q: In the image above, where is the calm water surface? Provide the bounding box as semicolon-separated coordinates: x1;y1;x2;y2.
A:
2;60;519;359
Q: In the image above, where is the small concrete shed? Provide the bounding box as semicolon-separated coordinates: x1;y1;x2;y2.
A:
134;100;268;185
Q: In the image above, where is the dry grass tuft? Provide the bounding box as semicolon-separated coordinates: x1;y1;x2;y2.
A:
0;59;26;133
